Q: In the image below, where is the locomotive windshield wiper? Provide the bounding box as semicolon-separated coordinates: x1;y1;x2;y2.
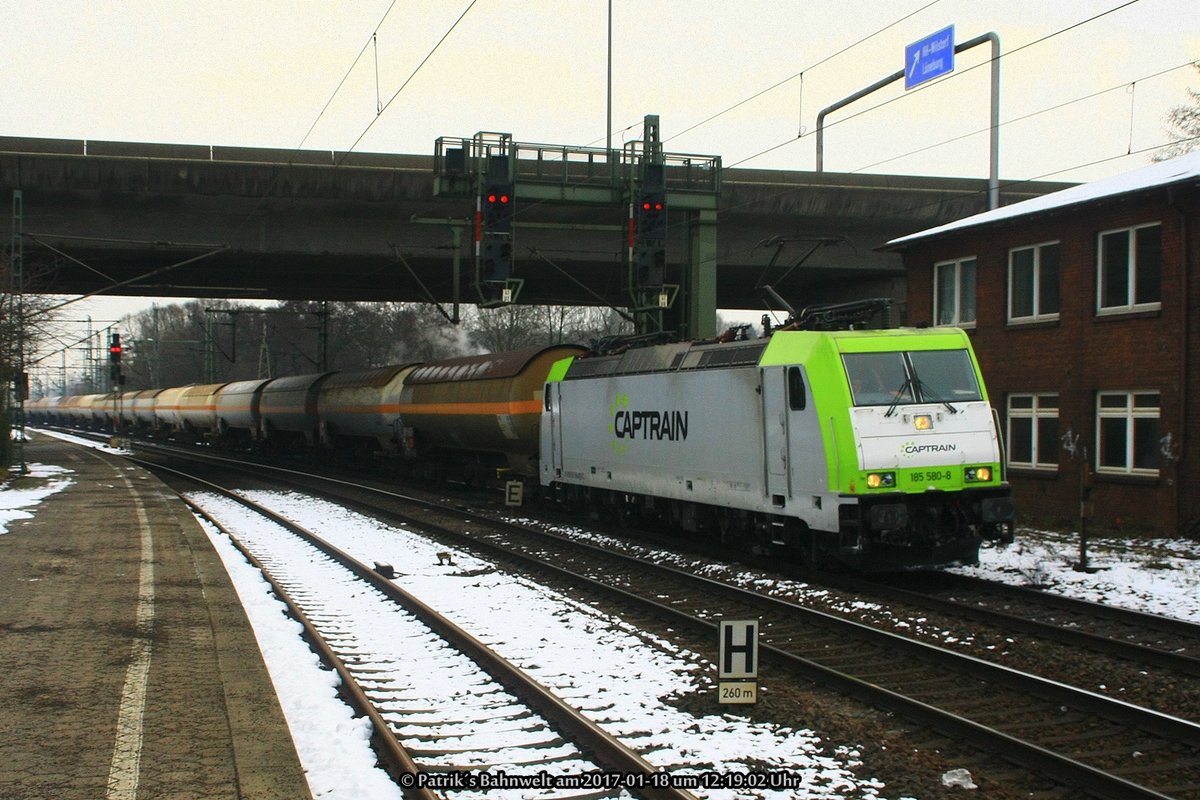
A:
884;376;913;418
917;379;959;414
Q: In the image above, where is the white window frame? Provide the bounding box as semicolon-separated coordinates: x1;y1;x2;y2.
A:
1006;393;1059;470
1008;241;1060;324
933;256;976;328
1096;222;1162;315
1095;391;1161;476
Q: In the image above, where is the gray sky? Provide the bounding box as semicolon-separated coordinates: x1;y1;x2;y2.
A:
4;0;1198;377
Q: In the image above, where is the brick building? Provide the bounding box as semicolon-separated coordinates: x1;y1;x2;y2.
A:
887;153;1200;537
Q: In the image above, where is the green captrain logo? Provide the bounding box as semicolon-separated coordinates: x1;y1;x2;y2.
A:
610;393;689;455
610;394;629;454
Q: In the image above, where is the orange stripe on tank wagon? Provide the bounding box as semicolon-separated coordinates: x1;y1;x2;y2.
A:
320;400;542;416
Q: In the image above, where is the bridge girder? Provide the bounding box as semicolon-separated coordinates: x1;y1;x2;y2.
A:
1;136;1073;328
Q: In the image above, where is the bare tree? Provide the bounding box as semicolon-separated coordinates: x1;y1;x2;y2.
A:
2;257;59;465
1154;62;1200;161
463;304;633;352
118;299;471;388
465;304;547;352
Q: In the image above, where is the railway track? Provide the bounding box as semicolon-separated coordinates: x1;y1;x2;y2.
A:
169;454;1200;799
868;570;1200;677
46;432;1200;798
145;458;701;800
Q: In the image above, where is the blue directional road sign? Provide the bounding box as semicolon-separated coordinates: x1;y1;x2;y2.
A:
905;25;955;90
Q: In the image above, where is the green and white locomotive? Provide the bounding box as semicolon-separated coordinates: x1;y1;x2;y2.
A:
540;326;1014;570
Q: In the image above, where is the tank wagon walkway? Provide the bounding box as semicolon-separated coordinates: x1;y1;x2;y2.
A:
0;436;310;800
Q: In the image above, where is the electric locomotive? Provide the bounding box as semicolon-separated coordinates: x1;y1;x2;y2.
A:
540;325;1013;570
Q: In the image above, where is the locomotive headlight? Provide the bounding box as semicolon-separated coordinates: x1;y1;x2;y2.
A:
913;414;933;431
965;466;993;482
866;471;896;489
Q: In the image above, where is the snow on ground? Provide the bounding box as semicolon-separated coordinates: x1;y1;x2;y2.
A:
195;512;406;800
952;534;1200;624
195;489;886;800
0;462;74;535
533;518;1200;627
9;430;1200;798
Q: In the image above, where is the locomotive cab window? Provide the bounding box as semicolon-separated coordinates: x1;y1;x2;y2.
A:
907;350;982;403
843;350;981;407
787;367;806;411
844;352;911;406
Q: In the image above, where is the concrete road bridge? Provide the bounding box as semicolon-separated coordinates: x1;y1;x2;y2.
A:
1;134;1071;338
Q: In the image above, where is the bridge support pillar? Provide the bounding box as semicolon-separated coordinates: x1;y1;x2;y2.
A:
685;209;718;339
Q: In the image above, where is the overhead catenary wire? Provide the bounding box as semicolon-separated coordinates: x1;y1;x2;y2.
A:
663;0;941;147
336;0;478;166
504;54;1195;297
295;0;400;152
846;61;1195;175
227;1;474;240
585;1;939;152
728;0;1143;169
887;135;1200;224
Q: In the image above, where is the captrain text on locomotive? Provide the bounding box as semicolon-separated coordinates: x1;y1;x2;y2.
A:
29;325;1015;571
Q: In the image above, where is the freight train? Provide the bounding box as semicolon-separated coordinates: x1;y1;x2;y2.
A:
28;323;1014;571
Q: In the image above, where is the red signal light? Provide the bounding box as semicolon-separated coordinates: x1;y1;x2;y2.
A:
109;345;122;355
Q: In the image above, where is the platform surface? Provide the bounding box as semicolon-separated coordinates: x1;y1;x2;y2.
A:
0;435;312;800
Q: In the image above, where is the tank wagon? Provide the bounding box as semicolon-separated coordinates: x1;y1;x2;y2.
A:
316;365;417;455
397;345;586;479
214;379;271;442
540;327;1013;570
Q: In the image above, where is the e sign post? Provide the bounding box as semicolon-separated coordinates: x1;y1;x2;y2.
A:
905;25;955;90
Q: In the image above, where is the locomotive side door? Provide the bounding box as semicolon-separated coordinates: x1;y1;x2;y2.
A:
540;382;564;484
761;367;790;505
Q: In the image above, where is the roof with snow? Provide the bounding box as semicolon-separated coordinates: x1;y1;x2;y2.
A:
887;151;1200;248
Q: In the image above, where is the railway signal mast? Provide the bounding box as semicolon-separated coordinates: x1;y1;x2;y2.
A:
480;171;514;283
632;169;666;289
627;116;677;333
474;143;521;307
108;332;123;386
432;119;720;334
107;332;125;444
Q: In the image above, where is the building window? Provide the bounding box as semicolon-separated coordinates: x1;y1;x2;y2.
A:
1008;242;1060;323
1097;223;1161;314
1007;394;1059;469
934;257;976;326
1096;391;1160;475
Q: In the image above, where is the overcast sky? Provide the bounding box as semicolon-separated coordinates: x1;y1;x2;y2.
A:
4;0;1198;378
